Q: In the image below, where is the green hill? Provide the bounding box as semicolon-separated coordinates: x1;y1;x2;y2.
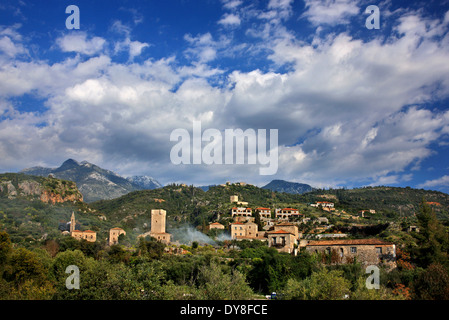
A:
2;173;449;247
297;186;449;219
0;173;107;245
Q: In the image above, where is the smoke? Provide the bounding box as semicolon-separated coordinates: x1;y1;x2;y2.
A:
216;232;232;242
169;225;217;245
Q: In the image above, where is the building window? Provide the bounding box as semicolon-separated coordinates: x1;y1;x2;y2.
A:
350;247;357;253
376;247;382;254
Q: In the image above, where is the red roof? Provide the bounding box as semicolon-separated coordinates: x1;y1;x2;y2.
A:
267;229;294;235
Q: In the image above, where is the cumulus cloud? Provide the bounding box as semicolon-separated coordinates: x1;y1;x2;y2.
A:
56;32;106;55
302;0;360;26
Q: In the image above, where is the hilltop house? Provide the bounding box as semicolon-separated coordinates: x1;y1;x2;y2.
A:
310;201;335;209
255;207;271;219
275;208;301;219
231;207;252;218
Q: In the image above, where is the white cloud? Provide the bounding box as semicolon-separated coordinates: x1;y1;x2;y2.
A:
218;13;241;26
302;0;360;26
221;0;243;10
114;37;150;60
56;32;106;56
418;175;449;188
1;7;449;189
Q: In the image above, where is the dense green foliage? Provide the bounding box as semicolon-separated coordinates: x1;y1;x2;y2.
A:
2;174;449;300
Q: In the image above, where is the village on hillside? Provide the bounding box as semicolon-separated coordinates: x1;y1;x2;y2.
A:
63;189;398;270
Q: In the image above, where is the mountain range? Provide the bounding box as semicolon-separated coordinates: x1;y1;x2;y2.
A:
19;159;162;202
262;179;314;194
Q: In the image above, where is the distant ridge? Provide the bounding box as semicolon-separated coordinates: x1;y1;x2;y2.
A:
262;179;314;194
20;159;162;202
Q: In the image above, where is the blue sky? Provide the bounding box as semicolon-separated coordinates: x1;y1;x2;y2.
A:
1;0;449;192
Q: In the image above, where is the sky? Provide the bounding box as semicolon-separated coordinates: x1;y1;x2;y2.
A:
1;0;449;192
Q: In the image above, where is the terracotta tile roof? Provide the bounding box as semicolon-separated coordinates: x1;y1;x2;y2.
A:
307;239;393;246
267;229;294;235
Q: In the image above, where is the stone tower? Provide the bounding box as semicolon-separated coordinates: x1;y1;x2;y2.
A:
70;211;76;234
149;209;170;244
151;209;166;234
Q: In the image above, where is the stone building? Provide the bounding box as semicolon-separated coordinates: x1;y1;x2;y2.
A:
267;229;297;254
149;209;171;244
206;222;225;231
71;230;97;242
305;239;396;269
230;221;265;240
69;211;97;242
273;222;300;239
266;222;301;254
109;227;126;246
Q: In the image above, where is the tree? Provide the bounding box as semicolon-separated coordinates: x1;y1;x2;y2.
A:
413;263;449;300
0;231;12;270
5;247;47;286
414;199;449;268
280;267;351;300
197;261;254;300
254;210;263;231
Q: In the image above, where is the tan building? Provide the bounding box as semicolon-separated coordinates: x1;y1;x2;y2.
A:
273;222;300;239
230;195;239;203
71;230;97;242
231;207;252;218
267;229;297;254
275;208;301;219
69;211;96;242
109;227;126;246
255;208;271;219
206;222;225;231
305;239;396;269
149;209;171;244
230;221;265;240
